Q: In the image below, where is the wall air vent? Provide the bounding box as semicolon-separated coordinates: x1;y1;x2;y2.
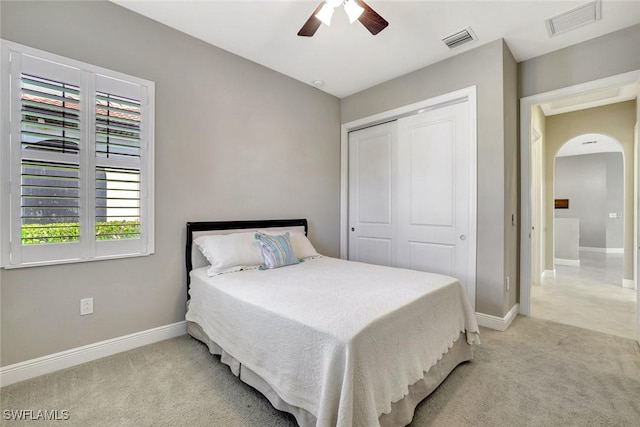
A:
442;27;477;49
546;0;601;37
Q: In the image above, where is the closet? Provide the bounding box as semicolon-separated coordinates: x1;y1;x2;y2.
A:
348;100;475;297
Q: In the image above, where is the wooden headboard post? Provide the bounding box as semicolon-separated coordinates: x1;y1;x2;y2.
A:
185;219;308;295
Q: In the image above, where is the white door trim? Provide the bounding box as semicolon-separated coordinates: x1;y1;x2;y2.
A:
340;86;477;307
531;127;543;286
635;116;639;345
519;70;640;317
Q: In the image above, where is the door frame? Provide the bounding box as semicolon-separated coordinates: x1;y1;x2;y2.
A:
635;120;639;345
340;86;477;308
519;70;640;320
530;127;543;286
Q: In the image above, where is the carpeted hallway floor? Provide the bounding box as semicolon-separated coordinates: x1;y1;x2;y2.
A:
2;316;639;426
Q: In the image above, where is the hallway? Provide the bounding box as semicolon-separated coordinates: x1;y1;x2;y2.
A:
531;251;636;339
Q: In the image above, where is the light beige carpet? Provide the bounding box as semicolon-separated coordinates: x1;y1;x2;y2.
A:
2;316;639;426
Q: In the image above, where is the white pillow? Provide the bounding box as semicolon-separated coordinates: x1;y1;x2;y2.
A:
195;232;263;276
262;229;320;259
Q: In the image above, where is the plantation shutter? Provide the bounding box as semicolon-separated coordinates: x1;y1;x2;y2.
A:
2;41;154;268
9;54;85;265
93;75;150;258
21;75;82;243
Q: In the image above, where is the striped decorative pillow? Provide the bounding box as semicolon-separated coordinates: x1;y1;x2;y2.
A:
255;232;299;269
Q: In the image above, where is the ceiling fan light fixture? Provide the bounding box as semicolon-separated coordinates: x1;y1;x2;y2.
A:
344;0;364;23
316;3;334;26
298;0;388;37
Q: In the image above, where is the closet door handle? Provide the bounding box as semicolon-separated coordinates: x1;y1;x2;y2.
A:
351;227;355;232
459;234;467;241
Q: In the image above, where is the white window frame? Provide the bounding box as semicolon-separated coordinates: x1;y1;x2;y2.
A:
1;40;155;268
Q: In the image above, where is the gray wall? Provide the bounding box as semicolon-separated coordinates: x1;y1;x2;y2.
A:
1;1;341;366
606;153;625;249
342;40;518;318
519;24;640;98
502;42;519;313
555;153;624;249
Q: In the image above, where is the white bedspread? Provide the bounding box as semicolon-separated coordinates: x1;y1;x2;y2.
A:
186;257;479;427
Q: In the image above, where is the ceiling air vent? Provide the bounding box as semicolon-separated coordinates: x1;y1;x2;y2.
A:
546;0;601;37
442;27;477;49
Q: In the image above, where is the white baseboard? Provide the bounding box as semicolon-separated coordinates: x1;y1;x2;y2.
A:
476;304;519;332
580;246;606;253
579;247;624;254
0;321;187;388
555;258;580;266
542;270;556;280
607;248;624;254
622;279;636;290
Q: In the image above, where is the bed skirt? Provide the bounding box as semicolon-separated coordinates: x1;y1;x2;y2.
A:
187;321;473;427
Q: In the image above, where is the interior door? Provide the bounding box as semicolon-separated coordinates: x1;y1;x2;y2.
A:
348;121;397;266
395;102;472;291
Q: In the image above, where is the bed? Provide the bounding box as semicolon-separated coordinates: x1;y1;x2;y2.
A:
185;219;480;427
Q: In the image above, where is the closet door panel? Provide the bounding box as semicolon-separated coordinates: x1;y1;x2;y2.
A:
348;122;397;266
397;102;471;292
408;120;455;227
408;241;455;277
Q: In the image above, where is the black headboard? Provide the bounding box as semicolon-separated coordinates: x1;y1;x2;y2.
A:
185;218;308;291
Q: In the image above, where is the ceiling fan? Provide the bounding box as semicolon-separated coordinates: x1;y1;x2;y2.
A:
298;0;389;37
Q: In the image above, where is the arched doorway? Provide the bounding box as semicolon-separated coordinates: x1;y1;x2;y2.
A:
530;133;636;338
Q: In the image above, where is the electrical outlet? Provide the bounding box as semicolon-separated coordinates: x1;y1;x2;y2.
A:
80;298;93;316
506;276;510;291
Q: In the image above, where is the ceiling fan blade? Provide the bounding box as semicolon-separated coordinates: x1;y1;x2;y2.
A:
356;0;389;35
298;2;325;37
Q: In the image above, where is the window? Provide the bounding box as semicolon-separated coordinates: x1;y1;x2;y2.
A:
1;40;155;267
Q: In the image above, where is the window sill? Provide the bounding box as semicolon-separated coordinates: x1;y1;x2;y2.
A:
1;251;154;269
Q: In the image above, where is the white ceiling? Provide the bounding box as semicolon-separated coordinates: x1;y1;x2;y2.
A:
112;0;640;98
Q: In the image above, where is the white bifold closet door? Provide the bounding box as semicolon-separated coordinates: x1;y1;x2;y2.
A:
349;101;471;290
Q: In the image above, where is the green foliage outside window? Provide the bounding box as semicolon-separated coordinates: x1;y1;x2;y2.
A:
22;221;140;244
